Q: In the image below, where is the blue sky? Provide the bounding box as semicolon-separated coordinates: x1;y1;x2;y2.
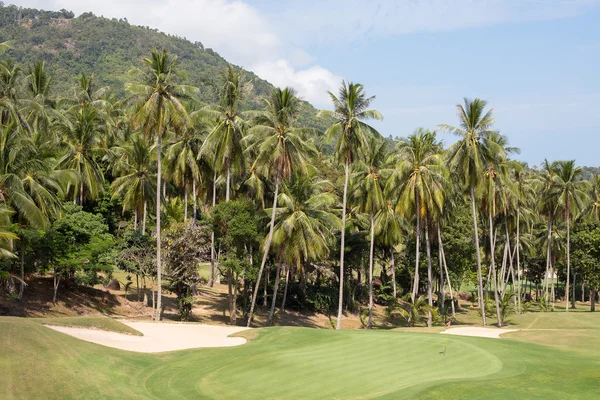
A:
13;0;600;165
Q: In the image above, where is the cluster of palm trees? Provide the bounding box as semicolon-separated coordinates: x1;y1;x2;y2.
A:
1;46;597;327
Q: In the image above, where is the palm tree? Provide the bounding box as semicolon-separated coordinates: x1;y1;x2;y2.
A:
267;170;341;324
386;128;446;327
127;49;196;320
246;87;314;327
375;199;403;299
318;81;382;330
198;65;248;202
440;98;503;326
538;160;560;302
111;133;157;233
352;137;386;328
57;105;106;203
552;160;589;311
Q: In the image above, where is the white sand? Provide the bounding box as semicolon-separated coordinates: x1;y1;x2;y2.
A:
440;327;518;339
45;321;250;353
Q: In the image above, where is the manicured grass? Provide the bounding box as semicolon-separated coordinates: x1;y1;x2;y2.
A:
2;312;600;399
37;316;142;336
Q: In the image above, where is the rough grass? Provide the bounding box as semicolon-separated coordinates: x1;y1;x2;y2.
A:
37;316;143;336
2;312;600;399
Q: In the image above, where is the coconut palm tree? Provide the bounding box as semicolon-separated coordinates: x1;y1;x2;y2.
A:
375;199;403;299
127;49;196;320
246;87;314;327
57;104;106;204
318;81;382;330
351;137;386;328
111;133;157;233
386;128;446;327
267;170;340;324
440;98;503;326
198;65;249;202
552;160;589;311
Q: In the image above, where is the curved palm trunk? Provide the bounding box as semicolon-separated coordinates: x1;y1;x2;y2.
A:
367;214;375;329
209;170;217;287
438;225;456;319
412;194;421;302
489;209;503;327
425;218;433;327
336;158;350;330
248;174;280;327
437;226;445;319
566;209;571;312
155;134;163;321
470;186;486;326
390;248;396;298
267;259;283;325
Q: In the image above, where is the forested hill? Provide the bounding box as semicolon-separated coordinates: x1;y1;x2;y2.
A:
0;3;328;130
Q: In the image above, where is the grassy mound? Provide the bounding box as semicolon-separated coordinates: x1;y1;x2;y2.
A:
1;315;600;399
38;317;142;336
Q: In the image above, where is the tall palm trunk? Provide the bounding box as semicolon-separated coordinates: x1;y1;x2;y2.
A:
184;185;188;221
390;248;396;298
248;174;280;327
155;134;163;320
489;209;503;327
367;214;375;329
225;162;231;202
267;259;283;325
425;218;433;328
470;186;486;325
516;210;522;313
412;193;421;302
209;170;217;287
134;208;138;231
336;158;350;330
438;225;455;319
437;227;445;318
566;207;571;312
544;216;553;301
17;242;25;300
192;178;197;223
280;265;290;313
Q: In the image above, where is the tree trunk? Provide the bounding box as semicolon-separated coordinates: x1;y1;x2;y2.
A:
582;282;585;303
412;193;421;302
134;208;138;231
142;200;147;234
225;163;231;202
470;186;487;325
545;217;553;302
52;273;60;303
425;218;433;328
192;178;197;223
280;265;290;313
390;248;396;298
566;210;571;312
184;185;188;221
248;174;280;327
516;210;522;313
17;242;25;300
571;272;576;310
489;209;503;327
155;134;163;321
209;170;217;287
336;158;350;330
227;267;237;324
367;214;375;329
591;288;596;312
267;259;282;325
438;225;455;319
263;265;269;307
437;226;445;319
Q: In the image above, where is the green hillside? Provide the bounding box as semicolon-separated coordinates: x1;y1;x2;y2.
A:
0;3;328;130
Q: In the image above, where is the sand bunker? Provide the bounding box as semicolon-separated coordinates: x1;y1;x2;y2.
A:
440;327;518;339
46;321;250;353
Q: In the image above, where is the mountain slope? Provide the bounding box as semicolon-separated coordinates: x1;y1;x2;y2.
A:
0;4;328;130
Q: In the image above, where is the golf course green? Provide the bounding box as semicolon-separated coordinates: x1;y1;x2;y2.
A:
2;313;599;399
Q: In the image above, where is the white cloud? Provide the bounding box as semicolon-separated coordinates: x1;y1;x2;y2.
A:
250;60;341;107
12;0;342;107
